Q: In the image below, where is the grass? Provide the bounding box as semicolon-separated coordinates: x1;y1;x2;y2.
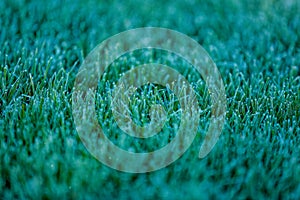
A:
0;0;300;199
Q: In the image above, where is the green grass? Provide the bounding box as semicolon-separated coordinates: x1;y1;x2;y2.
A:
1;0;300;199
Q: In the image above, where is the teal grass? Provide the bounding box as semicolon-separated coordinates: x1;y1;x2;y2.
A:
0;0;299;199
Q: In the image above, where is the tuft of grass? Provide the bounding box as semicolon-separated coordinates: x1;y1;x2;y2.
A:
1;0;300;199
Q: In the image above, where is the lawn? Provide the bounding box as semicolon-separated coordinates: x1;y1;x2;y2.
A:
0;0;300;199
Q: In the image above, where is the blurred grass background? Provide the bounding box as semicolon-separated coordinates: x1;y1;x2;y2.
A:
0;0;300;199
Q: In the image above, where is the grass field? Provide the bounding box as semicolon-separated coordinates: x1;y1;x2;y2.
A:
1;0;300;199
